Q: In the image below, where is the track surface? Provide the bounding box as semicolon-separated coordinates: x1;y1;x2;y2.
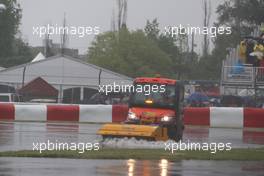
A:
0;157;263;176
0;122;263;151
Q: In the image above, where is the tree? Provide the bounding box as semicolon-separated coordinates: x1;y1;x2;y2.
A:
202;0;211;57
144;19;198;79
144;19;160;41
196;0;264;80
1;38;33;67
88;19;201;80
117;0;127;30
215;0;264;49
0;0;21;57
88;28;174;78
0;0;33;67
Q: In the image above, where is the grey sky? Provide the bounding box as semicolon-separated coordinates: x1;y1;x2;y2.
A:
18;0;225;55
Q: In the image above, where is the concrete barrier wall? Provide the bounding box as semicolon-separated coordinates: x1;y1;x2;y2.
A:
112;105;129;123
184;108;210;126
210;107;244;128
15;104;47;121
0;103;14;120
79;105;112;123
47;105;79;121
184;107;264;128
244;108;264;128
0;103;263;128
0;103;127;123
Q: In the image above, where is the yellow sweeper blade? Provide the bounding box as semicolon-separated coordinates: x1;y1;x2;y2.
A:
97;123;169;141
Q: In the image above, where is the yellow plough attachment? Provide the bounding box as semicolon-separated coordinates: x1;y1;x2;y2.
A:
97;123;169;141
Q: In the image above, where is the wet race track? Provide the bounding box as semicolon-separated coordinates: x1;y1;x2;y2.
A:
0;121;264;176
0;121;263;151
0;157;264;176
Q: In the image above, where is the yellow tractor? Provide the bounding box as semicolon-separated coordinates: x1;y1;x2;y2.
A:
97;77;184;141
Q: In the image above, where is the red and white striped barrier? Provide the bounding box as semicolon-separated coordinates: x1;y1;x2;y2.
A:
1;103;264;128
0;103;128;123
184;107;264;128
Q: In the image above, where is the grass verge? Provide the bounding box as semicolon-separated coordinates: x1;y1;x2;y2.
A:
0;148;264;161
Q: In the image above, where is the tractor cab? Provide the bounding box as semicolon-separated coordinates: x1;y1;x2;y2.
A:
126;77;184;125
97;77;185;141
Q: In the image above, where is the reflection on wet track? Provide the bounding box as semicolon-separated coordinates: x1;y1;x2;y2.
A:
0;122;264;176
0;122;101;151
0;122;264;151
0;157;263;176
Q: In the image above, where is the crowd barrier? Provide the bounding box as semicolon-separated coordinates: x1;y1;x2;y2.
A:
0;103;263;128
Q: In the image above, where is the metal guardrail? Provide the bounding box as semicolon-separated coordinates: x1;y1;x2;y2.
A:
256;67;264;85
221;66;264;86
222;66;255;85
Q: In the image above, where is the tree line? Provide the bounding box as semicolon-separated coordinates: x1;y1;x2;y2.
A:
88;0;264;80
0;0;263;81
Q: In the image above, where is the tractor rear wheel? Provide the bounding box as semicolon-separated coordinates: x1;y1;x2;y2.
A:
166;122;183;142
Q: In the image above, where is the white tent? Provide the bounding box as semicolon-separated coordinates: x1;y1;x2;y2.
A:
0;55;132;102
31;52;45;62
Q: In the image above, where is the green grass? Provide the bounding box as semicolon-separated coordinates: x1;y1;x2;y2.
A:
0;148;264;161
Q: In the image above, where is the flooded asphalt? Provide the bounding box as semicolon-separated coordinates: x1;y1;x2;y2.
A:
0;122;100;151
0;121;263;151
0;122;264;176
0;157;263;176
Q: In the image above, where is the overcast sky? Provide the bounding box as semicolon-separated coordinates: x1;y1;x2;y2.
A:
18;0;225;55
